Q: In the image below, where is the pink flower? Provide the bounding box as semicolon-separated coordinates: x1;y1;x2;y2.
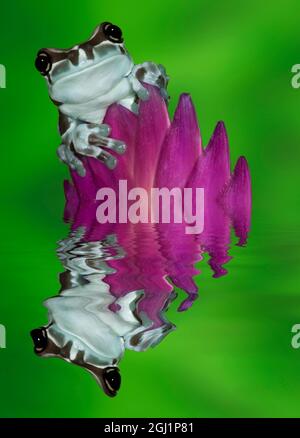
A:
64;85;251;311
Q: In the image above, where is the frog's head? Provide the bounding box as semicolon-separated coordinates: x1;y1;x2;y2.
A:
35;22;132;106
30;325;121;397
29;273;124;397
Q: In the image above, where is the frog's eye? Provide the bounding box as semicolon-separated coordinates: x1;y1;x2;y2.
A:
103;367;121;396
30;327;48;353
103;23;123;44
35;52;52;76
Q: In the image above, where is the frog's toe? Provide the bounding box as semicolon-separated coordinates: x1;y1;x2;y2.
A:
97;150;117;169
136;86;149;101
57;144;68;164
76;163;86;177
64;145;86;176
71;159;86;176
88;123;111;137
88;134;127;155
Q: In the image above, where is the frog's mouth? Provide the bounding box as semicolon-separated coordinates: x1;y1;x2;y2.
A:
49;43;129;85
35;320;123;366
49;53;134;106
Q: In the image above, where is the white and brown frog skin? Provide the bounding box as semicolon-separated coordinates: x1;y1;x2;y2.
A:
35;22;169;176
30;230;175;397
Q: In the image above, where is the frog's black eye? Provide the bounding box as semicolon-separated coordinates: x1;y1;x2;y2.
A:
35;52;52;76
103;23;123;44
30;327;48;353
103;367;121;396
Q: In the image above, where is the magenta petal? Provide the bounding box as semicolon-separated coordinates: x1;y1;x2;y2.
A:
63;180;79;223
68;161;109;231
187;121;230;200
70;201;97;232
156;222;201;311
103;103;138;184
103;224;144;296
61;84;252;312
105;224;174;314
70;158;97;200
67;103;138;223
155;93;201;189
134;84;170;190
204;121;231;196
198;201;232;278
222;156;252;246
177;294;199;312
71;103;137;198
186;122;232;278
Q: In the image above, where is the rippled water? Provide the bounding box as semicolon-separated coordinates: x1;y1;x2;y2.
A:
30;188;250;397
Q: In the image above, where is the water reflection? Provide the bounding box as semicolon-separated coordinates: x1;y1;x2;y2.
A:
30;175;251;396
31;227;178;396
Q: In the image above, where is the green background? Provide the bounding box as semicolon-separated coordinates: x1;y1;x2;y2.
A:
0;0;300;418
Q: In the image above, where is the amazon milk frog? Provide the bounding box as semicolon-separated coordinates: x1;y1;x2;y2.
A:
35;22;169;176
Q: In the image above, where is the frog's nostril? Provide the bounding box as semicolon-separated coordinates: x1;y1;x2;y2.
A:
35;51;52;76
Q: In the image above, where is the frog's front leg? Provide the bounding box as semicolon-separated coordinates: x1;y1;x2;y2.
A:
130;62;170;103
58;113;126;176
72;123;126;171
57;143;86;176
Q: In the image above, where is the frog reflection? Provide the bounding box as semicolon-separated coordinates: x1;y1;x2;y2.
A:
30;230;176;397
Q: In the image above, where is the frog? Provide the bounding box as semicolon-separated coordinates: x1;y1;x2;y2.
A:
35;22;169;176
